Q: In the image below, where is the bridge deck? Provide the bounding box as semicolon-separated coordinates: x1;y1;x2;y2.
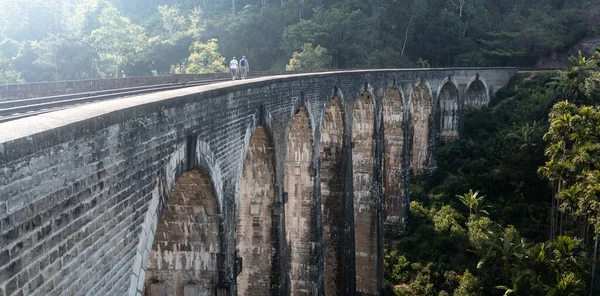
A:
0;68;516;296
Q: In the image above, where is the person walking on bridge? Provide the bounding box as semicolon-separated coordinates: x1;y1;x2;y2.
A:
229;57;239;80
240;56;249;79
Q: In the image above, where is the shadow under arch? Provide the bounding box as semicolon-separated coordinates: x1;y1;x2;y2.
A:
352;91;377;295
320;96;346;296
465;78;489;110
144;168;222;296
438;81;459;142
284;106;318;295
129;139;226;296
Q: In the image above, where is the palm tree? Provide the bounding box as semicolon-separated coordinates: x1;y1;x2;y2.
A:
416;57;430;68
547;273;585;296
478;228;527;285
512;242;552;295
547;73;569;100
511;236;589;296
456;189;490;218
549;236;588;277
505;121;543;152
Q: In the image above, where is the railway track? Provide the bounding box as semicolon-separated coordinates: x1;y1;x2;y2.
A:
0;78;231;123
0;67;561;124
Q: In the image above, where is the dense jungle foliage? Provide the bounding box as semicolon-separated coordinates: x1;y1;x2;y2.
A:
4;1;600;295
383;50;600;295
0;0;599;83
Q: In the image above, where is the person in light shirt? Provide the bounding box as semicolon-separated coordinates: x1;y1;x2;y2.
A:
239;56;249;79
229;57;239;80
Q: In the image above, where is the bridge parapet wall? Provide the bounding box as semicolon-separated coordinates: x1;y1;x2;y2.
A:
0;70;340;102
0;68;516;296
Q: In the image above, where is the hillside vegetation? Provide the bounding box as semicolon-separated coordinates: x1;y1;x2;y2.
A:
384;49;600;295
0;0;598;83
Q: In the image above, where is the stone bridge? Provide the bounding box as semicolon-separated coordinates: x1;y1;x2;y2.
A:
0;68;516;296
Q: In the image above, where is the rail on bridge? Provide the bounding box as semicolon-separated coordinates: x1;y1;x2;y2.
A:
0;68;516;296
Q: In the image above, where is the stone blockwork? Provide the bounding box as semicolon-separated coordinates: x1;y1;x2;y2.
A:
465;79;488;110
0;68;515;296
409;82;433;174
0;70;342;102
352;93;377;295
284;108;317;296
236;127;276;296
382;89;406;233
438;82;459;142
319;97;346;296
145;170;220;296
0;75;215;102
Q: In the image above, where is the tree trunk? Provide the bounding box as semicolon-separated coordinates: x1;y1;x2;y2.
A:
115;55;120;78
551;194;555;240
559;201;564;236
401;15;414;56
550;182;559;241
591;237;598;296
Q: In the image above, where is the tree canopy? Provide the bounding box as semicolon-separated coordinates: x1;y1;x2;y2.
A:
0;0;597;83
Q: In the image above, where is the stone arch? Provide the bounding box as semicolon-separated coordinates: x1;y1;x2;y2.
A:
284;107;317;295
382;88;406;233
409;82;433;174
144;169;221;296
438;81;459;142
352;92;377;294
320;97;346;296
465;78;489;110
195;140;225;212
236;126;276;295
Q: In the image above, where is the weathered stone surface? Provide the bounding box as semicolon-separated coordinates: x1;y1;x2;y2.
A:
410;82;433;175
319;97;346;296
144;170;220;296
236;127;276;296
382;88;406;234
465;79;488;110
352;93;377;295
438;82;460;142
0;68;516;296
0;71;302;102
284;107;318;296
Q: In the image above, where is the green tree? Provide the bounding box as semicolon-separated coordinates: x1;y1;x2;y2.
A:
416;58;430;68
477;226;527;284
0;38;23;83
478;31;525;66
539;100;600;293
384;247;411;284
170;39;228;74
0;57;22;84
158;5;186;39
505;121;544;152
456;189;489;218
453;270;483;296
286;43;332;71
511;236;588;296
467;215;497;255
87;6;147;77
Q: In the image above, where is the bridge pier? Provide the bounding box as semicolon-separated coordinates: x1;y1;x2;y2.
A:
0;68;515;296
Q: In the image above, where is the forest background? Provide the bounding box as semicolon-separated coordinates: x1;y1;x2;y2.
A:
0;0;599;84
4;1;600;295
